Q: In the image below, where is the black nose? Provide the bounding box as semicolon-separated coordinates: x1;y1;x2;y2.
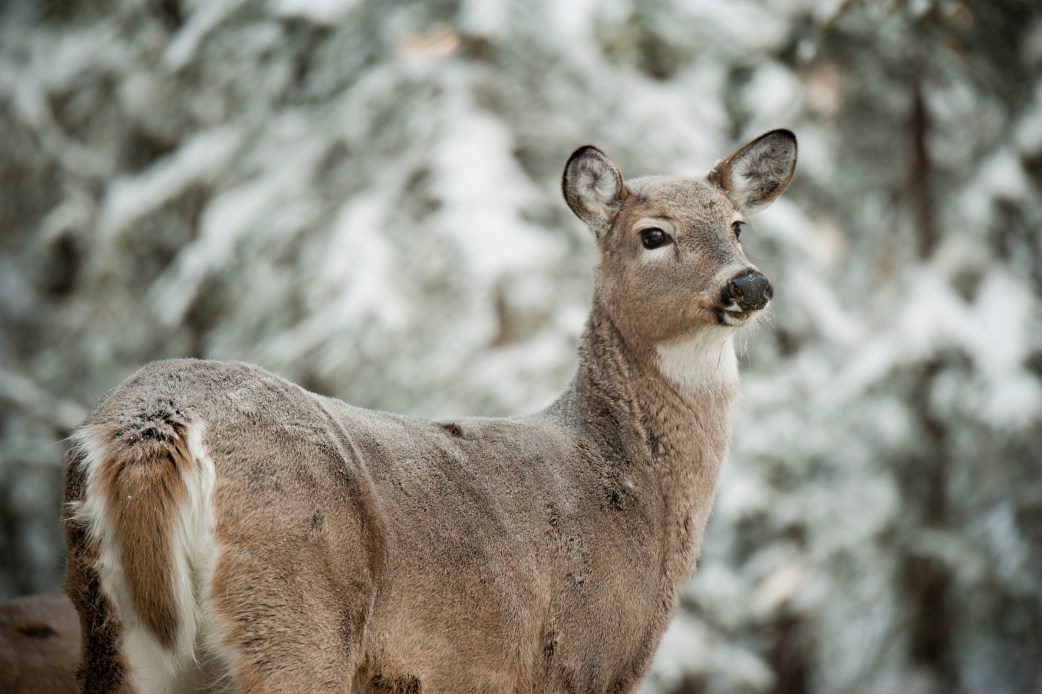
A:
727;271;773;311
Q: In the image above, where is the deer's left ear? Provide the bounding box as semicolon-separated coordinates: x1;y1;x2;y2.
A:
708;130;797;214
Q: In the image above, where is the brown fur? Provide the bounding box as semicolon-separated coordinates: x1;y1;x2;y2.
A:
64;131;797;693
0;592;81;694
94;415;191;649
62;445;133;692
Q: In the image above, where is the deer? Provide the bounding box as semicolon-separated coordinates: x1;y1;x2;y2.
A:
62;129;797;693
0;591;80;694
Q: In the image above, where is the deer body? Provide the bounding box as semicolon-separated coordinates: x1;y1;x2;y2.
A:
63;131;796;693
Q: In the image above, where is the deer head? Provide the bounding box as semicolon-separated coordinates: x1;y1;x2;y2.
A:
562;130;797;356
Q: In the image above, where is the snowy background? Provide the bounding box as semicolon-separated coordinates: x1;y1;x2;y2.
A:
2;0;1041;692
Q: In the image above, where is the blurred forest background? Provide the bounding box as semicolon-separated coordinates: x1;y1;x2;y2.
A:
2;0;1041;692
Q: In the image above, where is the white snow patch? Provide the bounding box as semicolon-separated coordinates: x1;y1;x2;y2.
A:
545;0;600;42
321;196;410;329
164;0;248;72
99;127;243;239
958;148;1031;229
713;465;770;521
743;61;802;125
787;268;863;347
965;272;1033;379
22;25;128;94
639;612;774;693
1013;84;1042;153
149;130;325;325
459;0;509;37
982;502;1031;591
431;107;559;281
675;0;788;53
271;0;361;24
750;198;832;265
978;149;1030;202
253;193;410;370
966;272;1042;430
978;373;1042;432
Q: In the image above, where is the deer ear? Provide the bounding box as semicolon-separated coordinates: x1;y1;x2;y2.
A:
708;129;797;214
562;145;627;236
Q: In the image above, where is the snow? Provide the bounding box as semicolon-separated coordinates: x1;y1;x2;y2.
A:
640;612;775;693
271;0;361;24
966;272;1033;379
163;0;248;72
743;61;803;127
98;127;244;239
675;0;788;54
977;149;1031;202
432;108;560;281
459;0;510;38
2;0;1041;691
1013;84;1042;153
324;196;410;328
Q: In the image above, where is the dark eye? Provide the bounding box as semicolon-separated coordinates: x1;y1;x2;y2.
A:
732;221;746;240
640;227;672;249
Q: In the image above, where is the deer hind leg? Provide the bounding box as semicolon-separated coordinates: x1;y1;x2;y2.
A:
206;485;376;689
64;445;134;693
201;423;382;692
207;547;362;693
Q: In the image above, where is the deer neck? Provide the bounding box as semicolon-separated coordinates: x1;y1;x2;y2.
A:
564;298;738;570
572;297;738;455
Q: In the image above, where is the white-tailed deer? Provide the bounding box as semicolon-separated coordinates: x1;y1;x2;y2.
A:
0;592;80;694
63;130;797;693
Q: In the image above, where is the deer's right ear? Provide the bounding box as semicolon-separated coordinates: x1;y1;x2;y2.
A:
562;146;626;237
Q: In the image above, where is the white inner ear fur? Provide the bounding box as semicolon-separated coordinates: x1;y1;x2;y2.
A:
730;138;795;213
574;158;621;231
657;327;738;395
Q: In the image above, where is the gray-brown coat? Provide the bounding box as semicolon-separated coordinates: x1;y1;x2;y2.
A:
63;130;797;693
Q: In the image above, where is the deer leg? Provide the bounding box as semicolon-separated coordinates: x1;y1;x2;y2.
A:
63;447;135;694
209;544;365;693
67;562;135;694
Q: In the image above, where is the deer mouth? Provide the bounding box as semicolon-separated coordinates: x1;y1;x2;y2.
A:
716;305;764;327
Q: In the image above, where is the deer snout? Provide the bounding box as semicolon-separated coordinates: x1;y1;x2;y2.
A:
725;270;773;311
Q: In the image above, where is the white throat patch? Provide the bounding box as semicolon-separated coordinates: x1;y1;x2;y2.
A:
656;328;738;395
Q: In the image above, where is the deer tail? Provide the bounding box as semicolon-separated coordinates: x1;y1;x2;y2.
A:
70;404;203;654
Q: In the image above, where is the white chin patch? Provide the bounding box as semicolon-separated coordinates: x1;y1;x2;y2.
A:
656;328;738;395
720;308;757;327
